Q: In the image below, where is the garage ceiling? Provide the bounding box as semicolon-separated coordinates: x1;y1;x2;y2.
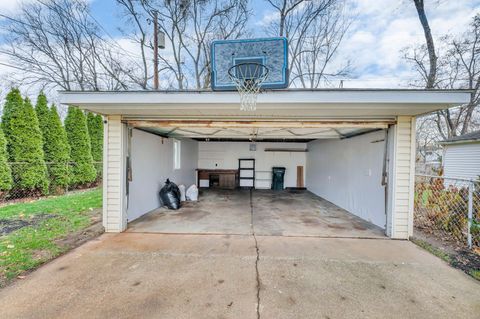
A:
128;120;389;140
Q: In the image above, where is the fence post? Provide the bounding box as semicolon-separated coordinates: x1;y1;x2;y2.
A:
467;182;473;249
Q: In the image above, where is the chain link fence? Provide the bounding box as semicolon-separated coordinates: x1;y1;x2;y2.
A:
0;162;102;204
414;175;480;251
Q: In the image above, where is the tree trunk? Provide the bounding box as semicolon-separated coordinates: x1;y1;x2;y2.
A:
413;0;437;88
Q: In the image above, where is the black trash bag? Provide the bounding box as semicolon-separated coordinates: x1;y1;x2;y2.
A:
159;179;181;210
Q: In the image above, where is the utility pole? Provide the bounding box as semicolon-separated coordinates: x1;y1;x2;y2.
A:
153;10;159;90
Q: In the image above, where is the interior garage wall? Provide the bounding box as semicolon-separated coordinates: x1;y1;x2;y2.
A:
198;141;306;188
127;129;198;221
306;130;387;228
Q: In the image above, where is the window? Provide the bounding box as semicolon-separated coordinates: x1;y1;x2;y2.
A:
173;139;181;170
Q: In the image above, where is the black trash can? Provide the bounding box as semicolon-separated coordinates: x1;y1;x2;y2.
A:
271;167;286;190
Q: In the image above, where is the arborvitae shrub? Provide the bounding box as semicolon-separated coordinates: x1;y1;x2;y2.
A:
65;106;96;185
1;90;49;195
0;127;13;194
35;93;71;193
87;112;103;179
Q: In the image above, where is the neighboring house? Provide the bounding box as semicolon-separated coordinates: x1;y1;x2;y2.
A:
60;89;470;240
416;144;442;174
440;130;480;181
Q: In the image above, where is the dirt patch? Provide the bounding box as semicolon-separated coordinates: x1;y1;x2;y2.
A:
0;214;56;236
55;221;104;250
32;249;54;262
55;210;104;250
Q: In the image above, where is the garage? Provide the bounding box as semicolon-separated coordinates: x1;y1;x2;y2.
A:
124;125;388;238
60;88;470;240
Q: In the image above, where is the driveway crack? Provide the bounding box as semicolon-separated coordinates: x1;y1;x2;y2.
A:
250;189;261;319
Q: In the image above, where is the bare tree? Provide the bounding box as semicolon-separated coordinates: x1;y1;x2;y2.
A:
413;15;480;140
188;0;250;88
116;0;250;90
0;0;132;91
448;15;480;135
264;0;351;88
412;0;437;88
116;0;151;89
265;0;306;37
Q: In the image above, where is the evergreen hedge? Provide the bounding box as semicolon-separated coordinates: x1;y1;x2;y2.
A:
87;112;103;178
65;106;96;185
35;93;71;192
1;90;49;195
0;88;22;157
0;127;13;193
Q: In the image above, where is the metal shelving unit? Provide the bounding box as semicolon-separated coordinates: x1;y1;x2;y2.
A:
238;158;255;189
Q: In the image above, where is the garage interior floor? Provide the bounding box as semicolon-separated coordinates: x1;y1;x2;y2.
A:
127;189;385;238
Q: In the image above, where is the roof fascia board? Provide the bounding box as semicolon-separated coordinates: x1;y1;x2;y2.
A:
59;90;471;106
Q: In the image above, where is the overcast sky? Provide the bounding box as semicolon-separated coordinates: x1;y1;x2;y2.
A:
0;0;479;96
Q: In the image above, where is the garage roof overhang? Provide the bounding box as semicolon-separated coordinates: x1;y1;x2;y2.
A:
59;89;471;140
59;89;471;119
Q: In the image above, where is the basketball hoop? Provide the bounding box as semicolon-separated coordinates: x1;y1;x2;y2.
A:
228;62;269;111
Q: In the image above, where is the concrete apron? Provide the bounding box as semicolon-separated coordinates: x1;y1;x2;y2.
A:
0;233;479;319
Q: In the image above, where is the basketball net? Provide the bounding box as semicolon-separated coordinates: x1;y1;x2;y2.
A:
228;63;269;111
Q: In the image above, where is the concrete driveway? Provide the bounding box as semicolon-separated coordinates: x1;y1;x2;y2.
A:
0;233;479;319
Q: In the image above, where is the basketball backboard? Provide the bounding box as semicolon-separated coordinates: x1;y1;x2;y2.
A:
211;37;289;91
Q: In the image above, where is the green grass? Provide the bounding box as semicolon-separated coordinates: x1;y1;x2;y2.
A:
0;188;102;283
469;269;480;281
0;188;102;219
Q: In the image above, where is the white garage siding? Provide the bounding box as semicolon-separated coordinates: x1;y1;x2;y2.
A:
127;129;198;221
390;116;416;239
443;143;480;181
103;115;127;232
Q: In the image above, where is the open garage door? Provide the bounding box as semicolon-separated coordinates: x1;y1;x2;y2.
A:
124;119;394;237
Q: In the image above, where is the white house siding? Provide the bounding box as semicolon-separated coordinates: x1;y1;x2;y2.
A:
443;143;480;181
103;115;127;232
390;116;416;239
198;141;306;189
306;130;387;229
127;129;198;221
